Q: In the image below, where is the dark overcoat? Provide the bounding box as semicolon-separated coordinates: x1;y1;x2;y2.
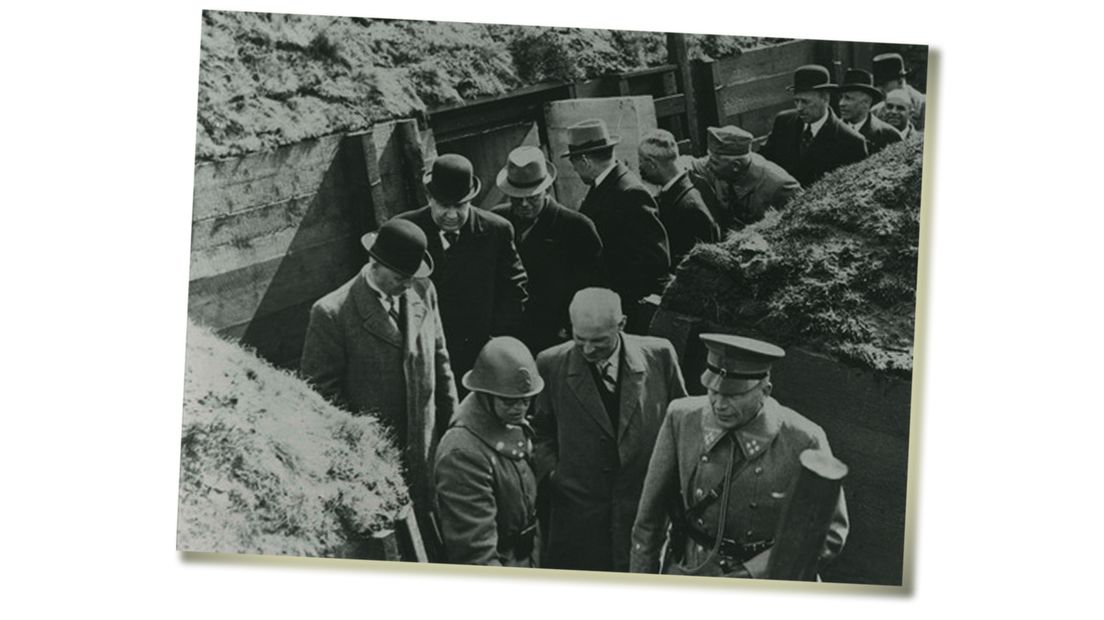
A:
491;198;603;355
759;109;868;187
532;334;687;572
300;273;458;537
434;393;539;567
856;112;903;155
655;172;720;270
630;396;849;578
395;207;528;407
578;161;670;305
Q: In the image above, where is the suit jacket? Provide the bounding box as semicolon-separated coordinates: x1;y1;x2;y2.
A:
491;199;603;355
579;161;670;304
532;334;688;572
760;109;869;187
655;172;720;270
396;207;528;403
685;154;801;230
855;113;903;155
630;396;848;578
871;82;926;131
434;393;539;567
300;273;458;538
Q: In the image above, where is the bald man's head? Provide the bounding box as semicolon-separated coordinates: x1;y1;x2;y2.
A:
569;288;625;363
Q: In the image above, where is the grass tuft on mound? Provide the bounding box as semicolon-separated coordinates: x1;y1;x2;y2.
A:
663;135;924;376
177;320;408;557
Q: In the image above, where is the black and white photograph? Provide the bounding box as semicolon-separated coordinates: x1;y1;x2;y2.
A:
178;9;926;586
17;1;1104;617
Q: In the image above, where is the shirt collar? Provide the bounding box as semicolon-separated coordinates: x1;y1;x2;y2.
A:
808;109;830;137
598;334;622;376
593;161;618;187
850;113;868;132
362;266;394;304
700;396;783;458
660;170;687;194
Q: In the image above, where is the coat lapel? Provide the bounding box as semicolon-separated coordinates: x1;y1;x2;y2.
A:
351;275;402;349
566;346;616;439
616;335;645;444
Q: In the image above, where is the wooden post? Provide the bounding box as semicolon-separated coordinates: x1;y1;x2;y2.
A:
667;32;701;155
766;449;848;581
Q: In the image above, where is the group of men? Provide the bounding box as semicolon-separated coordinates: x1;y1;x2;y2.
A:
296;50;924;578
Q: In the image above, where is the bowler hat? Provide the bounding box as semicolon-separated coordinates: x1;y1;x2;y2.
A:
699;333;785;394
872;53;908;84
561;119;620;158
361;218;434;278
706;126;754;157
497;146;558;198
424;153;482;205
786;65;836;93
838;69;885;102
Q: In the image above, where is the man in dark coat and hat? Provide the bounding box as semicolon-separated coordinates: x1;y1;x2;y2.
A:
564;119;671;334
637;129;719;270
870;52;926;131
760;65;869;187
396;154;529;415
682;126;801;231
491;146;603;355
837;68;903;155
300;218;458;546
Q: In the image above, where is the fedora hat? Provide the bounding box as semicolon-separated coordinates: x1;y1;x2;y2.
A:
872;53;907;84
423;153;481;205
496;146;557;198
838;69;885;102
786;65;836;93
361;218;434;278
561;119;620;158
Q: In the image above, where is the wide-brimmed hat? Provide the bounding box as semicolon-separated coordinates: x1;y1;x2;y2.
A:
706;126;754;157
361;218;434;278
423;153;481;205
838;69;885;102
699;333;785;394
786;65;836;93
872;53;907;84
497;146;558;198
561;119;620;158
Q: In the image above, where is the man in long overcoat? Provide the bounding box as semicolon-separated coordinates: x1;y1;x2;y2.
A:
434;337;544;567
630;334;848;579
491;146;603;355
760;65;869;187
532;288;687;572
300;218;458;544
397;154;528;410
682;126;801;231
837;69;903;155
637;129;719;269
564;119;670;334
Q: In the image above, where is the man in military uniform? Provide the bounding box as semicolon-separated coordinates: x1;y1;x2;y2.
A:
630;334;848;579
682;126;801;230
434;336;543;567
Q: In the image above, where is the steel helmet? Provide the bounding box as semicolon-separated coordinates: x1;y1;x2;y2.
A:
462;337;545;398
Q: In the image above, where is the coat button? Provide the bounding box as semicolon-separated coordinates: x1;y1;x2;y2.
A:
701;454;709;462
695;488;704;498
746;530;754;537
754;467;763;475
749;501;758;509
696;518;704;526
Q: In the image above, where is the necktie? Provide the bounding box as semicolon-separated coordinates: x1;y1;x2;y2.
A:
800;124;813;155
387;297;401;327
444;231;460;248
598;361;617;393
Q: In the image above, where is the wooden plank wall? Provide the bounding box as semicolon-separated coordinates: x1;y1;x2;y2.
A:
188;121;427;369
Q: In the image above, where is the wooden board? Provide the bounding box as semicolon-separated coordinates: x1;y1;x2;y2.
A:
712;40;816;85
544;96;659;211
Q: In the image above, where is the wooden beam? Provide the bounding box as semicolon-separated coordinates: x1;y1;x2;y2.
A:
766;449;849;581
667;32;701;155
